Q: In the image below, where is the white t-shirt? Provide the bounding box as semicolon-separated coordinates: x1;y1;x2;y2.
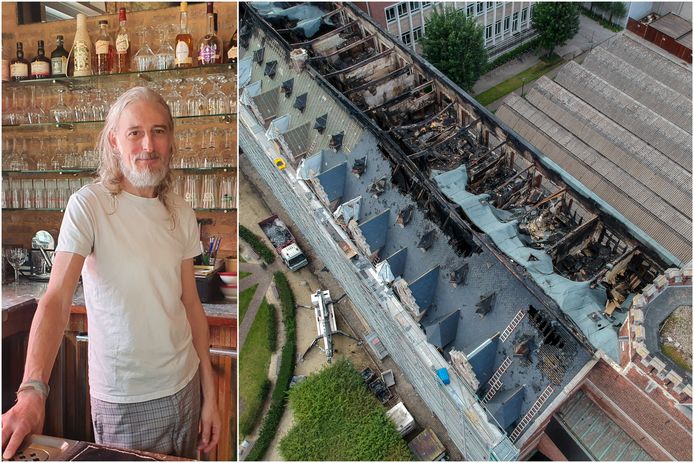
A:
57;183;201;403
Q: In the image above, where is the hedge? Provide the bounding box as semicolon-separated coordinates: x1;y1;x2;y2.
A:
240;225;276;264
245;272;297;461
483;37;541;73
267;303;277;352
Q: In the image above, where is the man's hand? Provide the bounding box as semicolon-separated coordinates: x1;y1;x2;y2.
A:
2;392;46;459
197;398;221;453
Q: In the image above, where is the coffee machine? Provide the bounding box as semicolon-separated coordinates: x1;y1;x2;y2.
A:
30;230;55;281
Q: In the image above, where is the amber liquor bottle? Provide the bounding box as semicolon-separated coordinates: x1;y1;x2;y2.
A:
31;40;51;79
115;8;130;73
174;1;194;68
50;35;69;77
198;2;222;65
94;20;115;75
10;42;30;81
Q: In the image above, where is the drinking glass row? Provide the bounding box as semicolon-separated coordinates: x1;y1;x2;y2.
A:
174;174;236;210
2;75;235;125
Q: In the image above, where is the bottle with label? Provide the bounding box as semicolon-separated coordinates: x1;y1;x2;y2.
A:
174;1;193;68
198;2;222;66
94;20;114;75
228;30;238;64
115;7;130;73
72;13;92;77
2;46;9;82
10;42;29;81
31;40;51;79
50;35;69;77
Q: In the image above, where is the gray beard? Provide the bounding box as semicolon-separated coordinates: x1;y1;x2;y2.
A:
120;157;168;189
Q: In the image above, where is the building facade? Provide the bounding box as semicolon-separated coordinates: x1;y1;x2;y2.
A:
354;1;538;58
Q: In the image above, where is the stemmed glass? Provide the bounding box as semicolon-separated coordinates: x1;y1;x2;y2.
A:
164;78;184;117
92;88;110;121
27;86;46;124
52;88;72;123
154;24;175;70
5;248;28;284
133;27;155;72
206;74;229;115
186;77;207;116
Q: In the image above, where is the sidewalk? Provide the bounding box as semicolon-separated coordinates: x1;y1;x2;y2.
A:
472;14;618;97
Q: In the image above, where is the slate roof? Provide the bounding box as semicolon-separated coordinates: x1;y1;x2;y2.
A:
486;385;526;431
317;162;348;202
358;209;389;253
409;266;440;311
425;310;460;349
467;335;499;386
385;247;408;279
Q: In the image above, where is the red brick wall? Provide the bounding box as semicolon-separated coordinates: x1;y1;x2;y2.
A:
584;360;692;461
355;1;398;27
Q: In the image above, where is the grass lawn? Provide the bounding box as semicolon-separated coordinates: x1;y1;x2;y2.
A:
475;54;565;106
239;297;274;438
239;284;258;324
239;271;252;280
279;359;412;461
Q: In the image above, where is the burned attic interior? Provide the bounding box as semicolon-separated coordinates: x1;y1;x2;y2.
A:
242;2;675;442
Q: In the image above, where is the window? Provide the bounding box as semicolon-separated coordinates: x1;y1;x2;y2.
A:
476;2;484;15
386;6;397;23
487;2;494;11
398;2;409;17
422;1;432;8
413;26;423;42
401;31;412;45
485;24;493;40
495;20;502;36
410;1;420;12
504;15;510;31
521;7;528;22
467;3;475;16
512;11;519;31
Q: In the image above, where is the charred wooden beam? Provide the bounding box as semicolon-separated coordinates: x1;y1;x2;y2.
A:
366;80;434;113
547;216;600;260
347;65;412;95
322;33;376;59
493;165;534;195
408;125;467;160
298;20;359;48
528;188;566;211
391;102;454;132
323;48;394;77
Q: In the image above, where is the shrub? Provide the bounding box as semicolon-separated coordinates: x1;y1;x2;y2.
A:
483;38;541;73
244;272;297;461
240;225;276;264
267;303;277;352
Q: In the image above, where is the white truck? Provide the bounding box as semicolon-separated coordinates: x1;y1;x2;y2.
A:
258;214;308;271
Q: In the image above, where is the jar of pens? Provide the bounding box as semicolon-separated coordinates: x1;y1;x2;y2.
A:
194;234;226;302
202;235;223;267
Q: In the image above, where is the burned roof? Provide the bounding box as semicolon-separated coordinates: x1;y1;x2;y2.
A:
240;2;681;456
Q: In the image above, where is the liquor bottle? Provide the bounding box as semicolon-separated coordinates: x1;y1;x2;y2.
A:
115;7;130;73
94;19;115;75
31;40;51;79
198;2;222;65
72;13;92;77
10;42;29;81
228;30;238;64
174;1;194;68
50;35;69;77
2;46;9;82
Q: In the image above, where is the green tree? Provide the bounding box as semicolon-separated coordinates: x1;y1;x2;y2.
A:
420;6;487;92
532;2;580;57
606;2;628;23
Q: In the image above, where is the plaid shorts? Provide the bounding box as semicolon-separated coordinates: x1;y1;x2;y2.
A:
90;370;200;458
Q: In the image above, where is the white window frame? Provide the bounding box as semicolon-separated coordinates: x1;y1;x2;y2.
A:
495;19;502;36
467;3;475;16
521;7;528;23
412;26;423;42
476;2;484;15
487;2;494;11
386;6;397;23
504;15;510;31
398;2;409;18
485;24;493;40
512;11;519;32
410;1;421;12
401;31;412;45
422;1;432;9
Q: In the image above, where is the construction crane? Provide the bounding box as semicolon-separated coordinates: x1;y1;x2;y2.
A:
300;289;360;362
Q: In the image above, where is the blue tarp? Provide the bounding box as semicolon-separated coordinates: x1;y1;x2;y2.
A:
434;166;619;361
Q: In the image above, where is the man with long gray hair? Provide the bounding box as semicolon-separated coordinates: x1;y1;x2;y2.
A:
1;87;221;459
